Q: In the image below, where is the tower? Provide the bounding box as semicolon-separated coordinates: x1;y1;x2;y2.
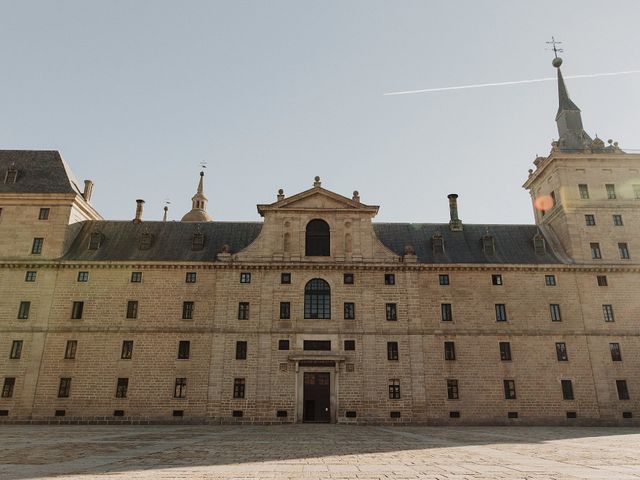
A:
181;171;212;222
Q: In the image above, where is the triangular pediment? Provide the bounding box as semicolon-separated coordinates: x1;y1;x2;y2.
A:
257;186;379;216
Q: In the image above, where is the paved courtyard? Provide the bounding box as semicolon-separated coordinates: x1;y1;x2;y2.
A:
0;425;639;480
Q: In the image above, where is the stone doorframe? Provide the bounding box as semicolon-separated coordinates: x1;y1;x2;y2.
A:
288;354;346;424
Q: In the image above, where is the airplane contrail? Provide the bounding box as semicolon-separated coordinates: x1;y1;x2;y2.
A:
384;70;640;96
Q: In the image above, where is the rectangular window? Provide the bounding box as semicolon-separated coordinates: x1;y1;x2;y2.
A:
590;243;601;259
606;183;616;199
17;301;30;319
343;273;354;284
344;302;355;320
2;378;15;398
499;342;512;361
279;302;291;320
25;271;37;282
344;340;355;351
233;378;245;398
603;304;615;322
387;341;399;361
618;243;630;259
597;275;608;286
495;304;507;322
182;301;194;319
585;214;596;226
388;379;400;399
31;237;43;254
545;275;556;286
130;272;142;283
88;232;102;250
303;340;331;351
550;304;562;322
439;274;450;285
174;378;187;398
556;342;568;361
281;272;291;284
185;272;197;283
616;380;630;400
278;339;290;350
38;208;50;220
77;271;89;282
613;214;624;226
238;302;249;320
385;303;397;321
236;341;247;360
491;274;503;285
240;272;251;283
447;379;459;400
58;378;71;398
64;340;77;359
126;301;138;319
178;340;190;359
634;184;640;200
121;340;133;360
384;273;395;285
503;380;516;399
578;184;589;199
444;341;456;360
561;379;574;400
115;378;128;398
9;340;23;360
71;301;84;319
440;303;452;322
610;343;622;362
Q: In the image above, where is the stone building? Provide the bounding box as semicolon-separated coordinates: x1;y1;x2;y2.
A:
1;58;639;425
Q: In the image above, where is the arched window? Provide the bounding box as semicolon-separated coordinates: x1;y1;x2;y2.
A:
304;278;331;319
305;219;330;256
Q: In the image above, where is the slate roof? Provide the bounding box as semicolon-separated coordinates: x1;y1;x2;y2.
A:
63;221;264;261
373;223;562;264
0;150;83;195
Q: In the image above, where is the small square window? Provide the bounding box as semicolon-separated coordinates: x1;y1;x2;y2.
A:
185;272;197;283
610;343;622;362
590;243;602;260
121;340;133;359
503;380;516;399
388;379;400;399
64;340;77;359
597;275;608;286
613;214;624;226
178;340;190;359
71;301;84;319
2;378;16;398
545;275;556;286
444;341;456;360
344;340;355;351
578;184;589;199
130;272;142;283
77;271;89;282
281;273;291;284
343;273;354;284
31;237;43;255
126;300;139;319
447;379;459;400
278;339;290;351
9;340;23;360
507;411;518;419
618;243;630;259
556;342;568;361
606;184;616;199
344;302;355;320
238;302;249;320
182;301;194;320
233;378;245;398
236;341;247;360
38;208;50;220
384;273;395;285
387;341;399;360
385;303;397;321
17;301;30;320
25;271;37;282
439;274;450;285
279;302;290;320
113;409;124;417
585;214;595;226
440;303;452;322
491;274;503;285
240;272;251;283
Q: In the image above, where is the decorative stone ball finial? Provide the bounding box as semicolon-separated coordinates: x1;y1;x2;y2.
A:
552;57;563;68
277;189;285;201
352;190;360;202
608;139;613;145
404;245;415;256
313;176;321;187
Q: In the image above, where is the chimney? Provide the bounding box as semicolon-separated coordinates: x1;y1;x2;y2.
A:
83;180;94;202
447;194;463;231
163;205;168;222
133;199;145;224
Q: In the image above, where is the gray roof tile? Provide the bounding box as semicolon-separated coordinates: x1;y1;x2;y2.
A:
0;150;83;195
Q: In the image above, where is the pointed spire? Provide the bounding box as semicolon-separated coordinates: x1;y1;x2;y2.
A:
181;171;213;222
552;56;591;151
555;63;581;119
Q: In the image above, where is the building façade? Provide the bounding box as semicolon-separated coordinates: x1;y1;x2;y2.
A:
1;57;639;425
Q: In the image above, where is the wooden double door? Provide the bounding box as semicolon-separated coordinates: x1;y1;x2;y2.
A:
303;372;330;423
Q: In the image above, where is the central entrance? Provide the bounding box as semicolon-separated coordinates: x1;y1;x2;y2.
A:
303;372;330;423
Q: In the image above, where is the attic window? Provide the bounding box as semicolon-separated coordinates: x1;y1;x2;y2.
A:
432;233;445;254
4;165;17;184
533;233;546;255
192;232;205;251
139;232;153;250
88;232;103;250
482;235;495;255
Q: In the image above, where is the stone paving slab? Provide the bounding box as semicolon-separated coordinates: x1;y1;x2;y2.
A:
0;425;639;480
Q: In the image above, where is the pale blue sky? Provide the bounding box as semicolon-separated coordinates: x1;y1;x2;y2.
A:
1;1;639;223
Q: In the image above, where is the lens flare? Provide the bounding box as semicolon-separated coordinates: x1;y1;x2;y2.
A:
534;195;554;211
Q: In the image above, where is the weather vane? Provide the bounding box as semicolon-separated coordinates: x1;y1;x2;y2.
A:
546;36;563;59
199;161;208;170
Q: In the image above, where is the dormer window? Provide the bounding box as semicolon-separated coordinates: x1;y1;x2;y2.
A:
139;232;153;250
533;233;546;255
305;219;330;256
4;165;17;184
432;233;444;254
192;232;205;251
482;234;495;255
88;232;103;250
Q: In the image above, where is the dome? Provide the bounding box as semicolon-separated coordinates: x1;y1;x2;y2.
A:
181;209;212;222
